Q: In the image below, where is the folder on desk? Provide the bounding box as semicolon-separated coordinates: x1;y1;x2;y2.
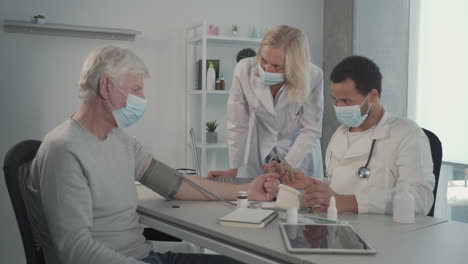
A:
218;208;278;228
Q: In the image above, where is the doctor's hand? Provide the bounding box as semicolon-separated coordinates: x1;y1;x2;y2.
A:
208;168;237;178
283;169;312;190
247;173;280;201
262;160;283;175
303;178;340;213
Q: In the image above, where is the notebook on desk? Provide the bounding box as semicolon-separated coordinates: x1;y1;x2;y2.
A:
219;208;278;228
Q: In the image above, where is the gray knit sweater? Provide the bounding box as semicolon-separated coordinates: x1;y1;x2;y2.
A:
22;119;163;264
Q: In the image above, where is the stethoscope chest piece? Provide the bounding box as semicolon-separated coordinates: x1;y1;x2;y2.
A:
358;166;371;179
356;139;377;179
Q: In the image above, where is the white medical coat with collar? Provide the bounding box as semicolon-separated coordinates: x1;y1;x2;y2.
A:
325;110;435;215
227;57;323;178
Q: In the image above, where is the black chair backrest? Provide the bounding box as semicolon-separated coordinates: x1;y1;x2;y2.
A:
3;140;44;264
422;129;443;217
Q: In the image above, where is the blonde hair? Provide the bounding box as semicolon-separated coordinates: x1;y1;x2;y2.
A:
78;45;149;100
256;25;311;103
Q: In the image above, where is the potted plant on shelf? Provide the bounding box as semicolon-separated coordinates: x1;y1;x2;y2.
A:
236;48;257;63
206;120;218;144
232;25;238;36
34;14;46;24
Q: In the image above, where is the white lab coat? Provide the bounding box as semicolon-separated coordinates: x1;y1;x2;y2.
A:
227;57;323;178
325;110;435;215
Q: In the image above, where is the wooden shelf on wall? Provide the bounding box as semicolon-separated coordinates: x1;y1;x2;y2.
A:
3;20;141;41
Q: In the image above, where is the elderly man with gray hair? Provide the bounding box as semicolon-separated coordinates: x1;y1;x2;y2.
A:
23;45;279;264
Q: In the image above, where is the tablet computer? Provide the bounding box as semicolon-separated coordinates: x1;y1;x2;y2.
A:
279;223;376;254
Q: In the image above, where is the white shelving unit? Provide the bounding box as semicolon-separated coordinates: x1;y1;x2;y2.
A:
185;21;261;177
3;20;141;41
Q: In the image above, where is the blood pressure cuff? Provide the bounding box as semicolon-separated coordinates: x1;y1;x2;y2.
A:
139;158;183;200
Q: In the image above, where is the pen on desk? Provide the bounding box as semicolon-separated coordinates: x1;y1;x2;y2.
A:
299;215;339;224
261;206;312;214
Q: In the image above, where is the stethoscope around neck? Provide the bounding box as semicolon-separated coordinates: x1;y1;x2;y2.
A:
357;139;377;179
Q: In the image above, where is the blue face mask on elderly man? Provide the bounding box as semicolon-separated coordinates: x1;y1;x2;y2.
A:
334;94;372;128
107;80;147;128
257;63;285;86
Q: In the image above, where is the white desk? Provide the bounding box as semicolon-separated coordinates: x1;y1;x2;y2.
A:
137;185;465;264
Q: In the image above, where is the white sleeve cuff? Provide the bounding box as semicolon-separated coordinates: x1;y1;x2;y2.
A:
355;192;369;214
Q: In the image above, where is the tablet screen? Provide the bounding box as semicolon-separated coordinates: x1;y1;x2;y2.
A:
280;223;376;254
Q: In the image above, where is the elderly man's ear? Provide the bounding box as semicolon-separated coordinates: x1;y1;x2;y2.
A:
97;76;112;100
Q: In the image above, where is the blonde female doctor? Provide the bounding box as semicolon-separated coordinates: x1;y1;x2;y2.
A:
208;25;324;179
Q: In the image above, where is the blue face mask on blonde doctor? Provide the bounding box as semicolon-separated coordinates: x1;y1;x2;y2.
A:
257;63;285;86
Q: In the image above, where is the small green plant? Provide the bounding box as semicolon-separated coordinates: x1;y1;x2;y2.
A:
34;14;45;19
236;48;257;63
206;120;218;133
232;25;238;32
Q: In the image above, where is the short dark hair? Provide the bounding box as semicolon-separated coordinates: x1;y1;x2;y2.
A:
330;56;382;97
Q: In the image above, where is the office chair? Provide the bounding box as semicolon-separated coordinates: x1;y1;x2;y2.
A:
422;128;443;217
3;140;44;264
3;140;181;264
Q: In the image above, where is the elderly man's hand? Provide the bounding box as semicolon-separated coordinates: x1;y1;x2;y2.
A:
208;168;237;178
247;173;280;201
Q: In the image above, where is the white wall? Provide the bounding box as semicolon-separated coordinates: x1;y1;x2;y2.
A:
0;0;324;262
353;0;410;117
409;0;468;165
408;0;468;222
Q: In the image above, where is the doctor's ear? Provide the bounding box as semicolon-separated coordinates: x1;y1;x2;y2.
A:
368;89;379;102
97;76;112;100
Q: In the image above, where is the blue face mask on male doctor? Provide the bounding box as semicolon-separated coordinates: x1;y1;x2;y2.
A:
257;63;285;86
334;94;372;128
108;81;147;128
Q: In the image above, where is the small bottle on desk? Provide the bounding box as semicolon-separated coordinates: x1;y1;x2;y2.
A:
327;196;337;221
287;207;298;224
237;191;248;208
